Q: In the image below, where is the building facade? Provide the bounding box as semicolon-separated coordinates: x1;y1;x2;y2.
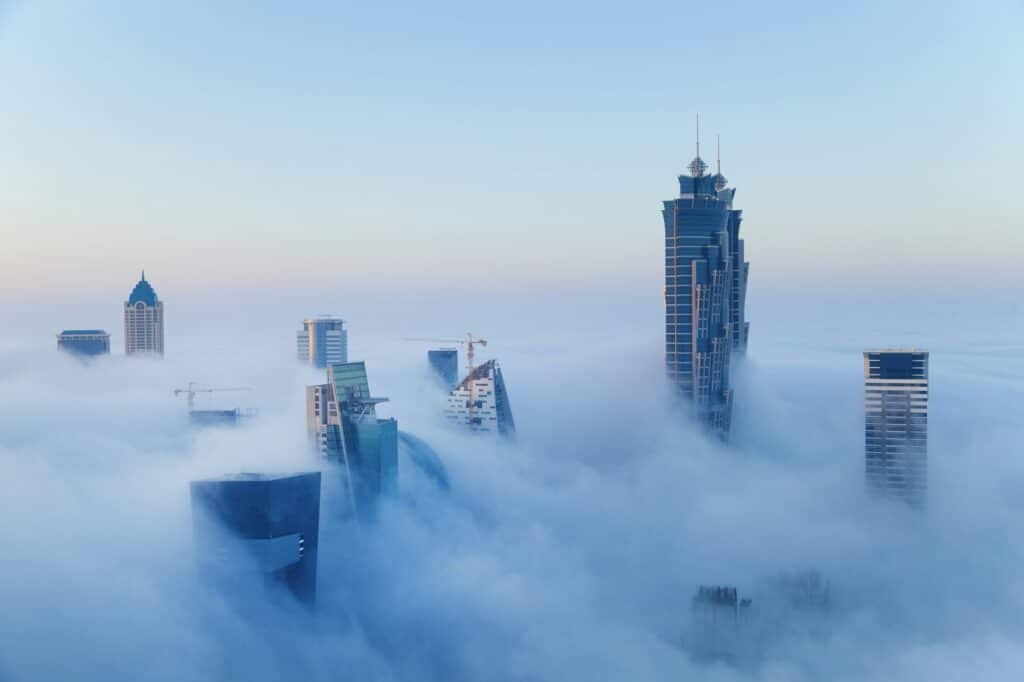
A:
864;350;929;507
189;472;321;605
306;361;397;519
57;329;110;357
663;138;749;436
124;273;164;355
428;348;459;390
297;317;347;368
444;359;516;438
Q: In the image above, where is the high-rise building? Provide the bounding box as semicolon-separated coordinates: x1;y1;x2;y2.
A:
57;329;110;357
444;359;516;438
124;272;164;355
428;348;459;390
189;472;321;605
689;586;753;663
864;349;929;507
663;129;749;436
297;317;347;368
306;361;397;518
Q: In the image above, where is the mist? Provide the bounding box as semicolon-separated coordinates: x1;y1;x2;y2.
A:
0;287;1022;681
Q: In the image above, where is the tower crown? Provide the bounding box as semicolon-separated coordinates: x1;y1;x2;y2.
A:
128;272;158;305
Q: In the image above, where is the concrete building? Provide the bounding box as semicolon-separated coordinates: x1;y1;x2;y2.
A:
865;349;929;507
444;359;516;438
57;329;110;357
428;348;459;390
124;272;163;355
663;130;749;436
297;317;347;368
306;361;397;518
190;472;321;605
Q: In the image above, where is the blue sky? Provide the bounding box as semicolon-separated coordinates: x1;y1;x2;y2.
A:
1;0;1021;298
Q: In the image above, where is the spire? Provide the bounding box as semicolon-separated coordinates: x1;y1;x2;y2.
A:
141;269;146;282
716;134;721;175
687;113;709;177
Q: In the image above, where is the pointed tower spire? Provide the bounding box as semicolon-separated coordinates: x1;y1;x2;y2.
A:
141;269;146;282
716;134;721;175
696;113;701;159
688;113;708;178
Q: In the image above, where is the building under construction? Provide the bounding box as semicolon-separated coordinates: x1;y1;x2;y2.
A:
443;359;516;439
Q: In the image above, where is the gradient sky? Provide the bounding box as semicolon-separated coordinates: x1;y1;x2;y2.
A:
1;0;1021;299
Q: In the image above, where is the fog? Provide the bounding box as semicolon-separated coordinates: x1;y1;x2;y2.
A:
0;287;1022;681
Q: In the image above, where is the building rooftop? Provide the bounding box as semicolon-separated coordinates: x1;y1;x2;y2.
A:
194;472;319;483
128;271;159;305
58;329;109;336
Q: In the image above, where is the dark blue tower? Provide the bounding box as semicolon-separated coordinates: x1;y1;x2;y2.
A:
663;126;749;436
190;472;321;605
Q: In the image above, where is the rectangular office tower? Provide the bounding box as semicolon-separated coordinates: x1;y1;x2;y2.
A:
190;472;321;605
428;348;459;390
297;317;347;368
864;350;929;508
306;361;397;519
663;138;749;436
57;329;110;356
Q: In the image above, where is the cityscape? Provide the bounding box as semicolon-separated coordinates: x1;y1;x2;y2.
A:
1;2;1022;682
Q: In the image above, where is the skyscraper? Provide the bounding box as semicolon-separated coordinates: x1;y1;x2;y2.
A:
297;317;347;368
57;329;110;357
663;128;749;435
428;348;459;390
864;349;929;507
306;361;397;518
124;272;164;355
444;359;516;438
189;472;321;605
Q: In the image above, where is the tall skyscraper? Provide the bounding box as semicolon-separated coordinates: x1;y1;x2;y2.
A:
428;348;459;390
864;349;929;507
189;472;321;605
663;128;749;435
124;272;164;355
297;317;347;368
57;329;110;357
306;361;397;518
444;359;516;438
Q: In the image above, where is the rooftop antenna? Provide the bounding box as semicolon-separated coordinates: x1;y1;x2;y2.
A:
716;134;721;174
695;113;701;159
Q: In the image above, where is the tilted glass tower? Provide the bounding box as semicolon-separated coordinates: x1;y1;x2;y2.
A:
864;350;929;508
663;132;749;435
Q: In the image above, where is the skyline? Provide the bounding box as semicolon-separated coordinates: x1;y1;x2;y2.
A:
2;1;1022;298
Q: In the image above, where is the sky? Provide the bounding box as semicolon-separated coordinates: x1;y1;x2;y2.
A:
1;0;1022;301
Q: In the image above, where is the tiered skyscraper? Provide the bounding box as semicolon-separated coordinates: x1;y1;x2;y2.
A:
124;272;164;355
297;317;347;368
663;130;749;435
864;350;929;507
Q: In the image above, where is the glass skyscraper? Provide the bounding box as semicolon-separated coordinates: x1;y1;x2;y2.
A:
864;350;929;508
663;136;749;435
57;329;110;357
428;348;459;390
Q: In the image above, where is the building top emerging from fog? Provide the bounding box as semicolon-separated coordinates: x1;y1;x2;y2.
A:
297;316;347;368
663;128;749;437
57;329;110;357
444;359;516;438
124;271;164;355
864;349;929;508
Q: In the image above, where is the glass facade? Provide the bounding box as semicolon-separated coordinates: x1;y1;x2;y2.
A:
428;348;459;390
663;151;748;436
57;330;110;357
864;350;929;508
297;317;347;368
189;472;321;605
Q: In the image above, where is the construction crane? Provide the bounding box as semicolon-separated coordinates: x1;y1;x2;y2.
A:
403;333;488;380
173;382;252;412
